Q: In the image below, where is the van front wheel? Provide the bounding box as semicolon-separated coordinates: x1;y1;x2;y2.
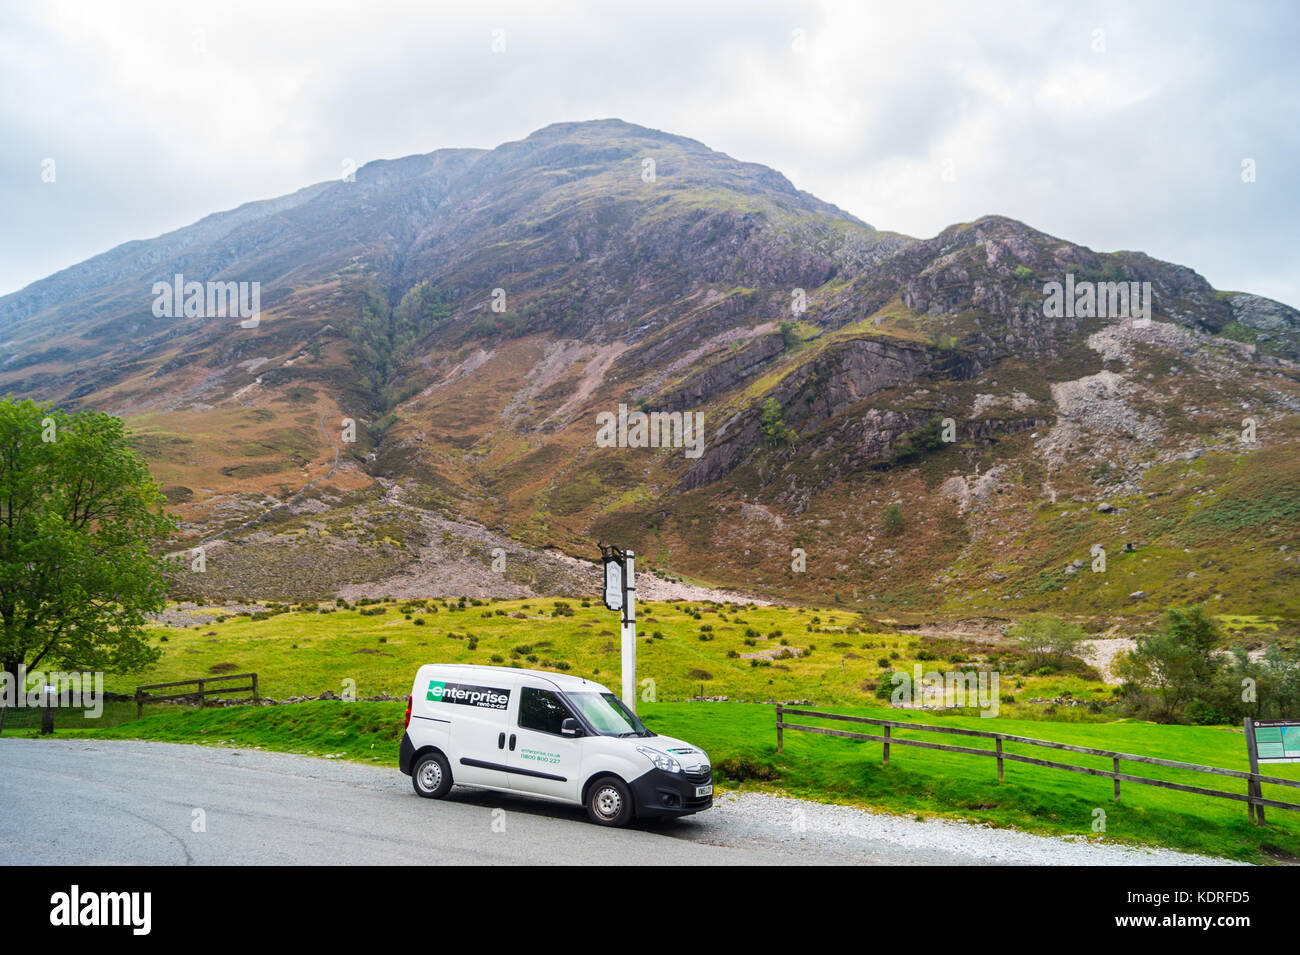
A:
586;776;633;826
412;752;453;798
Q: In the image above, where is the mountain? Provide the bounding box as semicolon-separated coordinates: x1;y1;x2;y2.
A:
3;119;1298;627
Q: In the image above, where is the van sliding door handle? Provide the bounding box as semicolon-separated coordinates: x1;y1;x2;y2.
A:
509;734;516;751
498;733;505;749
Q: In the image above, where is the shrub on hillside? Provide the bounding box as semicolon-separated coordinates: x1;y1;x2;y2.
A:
1008;615;1087;670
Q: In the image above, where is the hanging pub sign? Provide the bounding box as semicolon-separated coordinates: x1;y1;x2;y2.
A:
603;554;623;613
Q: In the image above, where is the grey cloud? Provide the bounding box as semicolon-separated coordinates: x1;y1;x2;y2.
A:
0;0;1295;306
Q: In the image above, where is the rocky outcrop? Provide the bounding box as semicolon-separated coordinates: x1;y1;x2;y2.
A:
1227;292;1300;332
678;337;981;490
658;333;786;411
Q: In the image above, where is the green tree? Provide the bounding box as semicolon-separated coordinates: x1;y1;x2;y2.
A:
1116;606;1223;722
887;417;947;468
759;398;795;449
394;280;450;336
882;502;904;535
347;281;393;394
778;320;800;350
0;399;174;686
1008;615;1087;669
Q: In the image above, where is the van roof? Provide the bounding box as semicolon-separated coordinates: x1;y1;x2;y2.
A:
418;663;608;693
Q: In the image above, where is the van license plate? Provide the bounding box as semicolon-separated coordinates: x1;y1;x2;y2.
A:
695;784;713;797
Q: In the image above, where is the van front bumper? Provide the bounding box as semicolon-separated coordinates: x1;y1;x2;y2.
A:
630;767;714;818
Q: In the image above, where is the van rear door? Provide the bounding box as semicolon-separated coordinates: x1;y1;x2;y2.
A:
423;670;515;789
507;680;584;802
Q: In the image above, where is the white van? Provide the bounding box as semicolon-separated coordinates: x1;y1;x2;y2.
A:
398;664;713;826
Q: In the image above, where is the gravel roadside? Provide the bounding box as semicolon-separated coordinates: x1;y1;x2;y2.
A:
698;791;1243;865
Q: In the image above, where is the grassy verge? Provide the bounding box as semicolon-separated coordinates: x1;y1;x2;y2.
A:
17;699;1299;863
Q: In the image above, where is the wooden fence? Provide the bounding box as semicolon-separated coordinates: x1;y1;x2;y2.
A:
135;673;259;717
776;705;1300;826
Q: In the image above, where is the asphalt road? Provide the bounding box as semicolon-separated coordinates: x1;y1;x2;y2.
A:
0;739;1235;865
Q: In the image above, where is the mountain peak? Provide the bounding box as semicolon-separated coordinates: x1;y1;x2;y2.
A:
522;117;699;146
2;121;1297;619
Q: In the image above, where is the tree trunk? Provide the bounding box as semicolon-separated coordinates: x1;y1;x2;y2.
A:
1;658;20;695
0;659;19;733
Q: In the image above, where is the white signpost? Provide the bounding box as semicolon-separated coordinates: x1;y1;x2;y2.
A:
599;544;637;713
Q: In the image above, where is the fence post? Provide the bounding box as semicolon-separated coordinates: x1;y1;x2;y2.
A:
40;686;55;735
1113;757;1121;802
197;679;206;709
252;673;260;705
884;724;891;766
996;737;1003;782
1244;717;1264;825
776;704;783;754
136;688;143;719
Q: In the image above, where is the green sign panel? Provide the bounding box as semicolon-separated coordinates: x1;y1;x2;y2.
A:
1250;719;1300;763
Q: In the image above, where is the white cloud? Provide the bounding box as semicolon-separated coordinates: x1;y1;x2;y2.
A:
1;0;1296;306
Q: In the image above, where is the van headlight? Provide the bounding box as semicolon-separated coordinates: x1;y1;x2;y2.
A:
636;746;681;774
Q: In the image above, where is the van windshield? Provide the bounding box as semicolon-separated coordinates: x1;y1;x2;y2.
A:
566;692;652;738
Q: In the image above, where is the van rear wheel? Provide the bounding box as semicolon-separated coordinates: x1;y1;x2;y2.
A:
412;752;453;798
586;776;633;827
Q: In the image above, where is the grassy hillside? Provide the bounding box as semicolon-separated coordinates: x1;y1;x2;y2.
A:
120;598;1117;719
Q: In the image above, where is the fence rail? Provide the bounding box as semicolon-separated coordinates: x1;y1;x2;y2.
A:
776;706;1300;825
135;673;259;716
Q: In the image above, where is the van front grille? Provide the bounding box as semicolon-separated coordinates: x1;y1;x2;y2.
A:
683;766;711;784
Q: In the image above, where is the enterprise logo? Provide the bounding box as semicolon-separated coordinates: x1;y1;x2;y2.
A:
427;680;510;710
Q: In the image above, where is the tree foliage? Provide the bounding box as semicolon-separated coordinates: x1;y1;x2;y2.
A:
759;397;795;449
348;280;451;405
0;399;174;681
883;502;904;535
1008;614;1087;669
886;417;947;468
1116;606;1300;724
778;320;800;350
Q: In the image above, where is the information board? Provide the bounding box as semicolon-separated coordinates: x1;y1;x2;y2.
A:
1250;719;1300;763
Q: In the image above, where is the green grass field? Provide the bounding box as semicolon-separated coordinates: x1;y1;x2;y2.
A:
10;597;1299;863
116;597;1114;718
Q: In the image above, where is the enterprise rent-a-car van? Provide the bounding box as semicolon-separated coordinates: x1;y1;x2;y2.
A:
399;664;713;826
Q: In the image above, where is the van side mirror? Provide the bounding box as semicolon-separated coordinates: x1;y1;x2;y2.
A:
561;718;584;737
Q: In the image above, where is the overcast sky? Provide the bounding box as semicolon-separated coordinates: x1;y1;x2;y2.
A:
3;0;1297;307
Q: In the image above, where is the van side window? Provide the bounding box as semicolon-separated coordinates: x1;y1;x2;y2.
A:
519;687;574;735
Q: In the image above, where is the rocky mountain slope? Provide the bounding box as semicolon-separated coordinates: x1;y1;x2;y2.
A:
3;119;1297;626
